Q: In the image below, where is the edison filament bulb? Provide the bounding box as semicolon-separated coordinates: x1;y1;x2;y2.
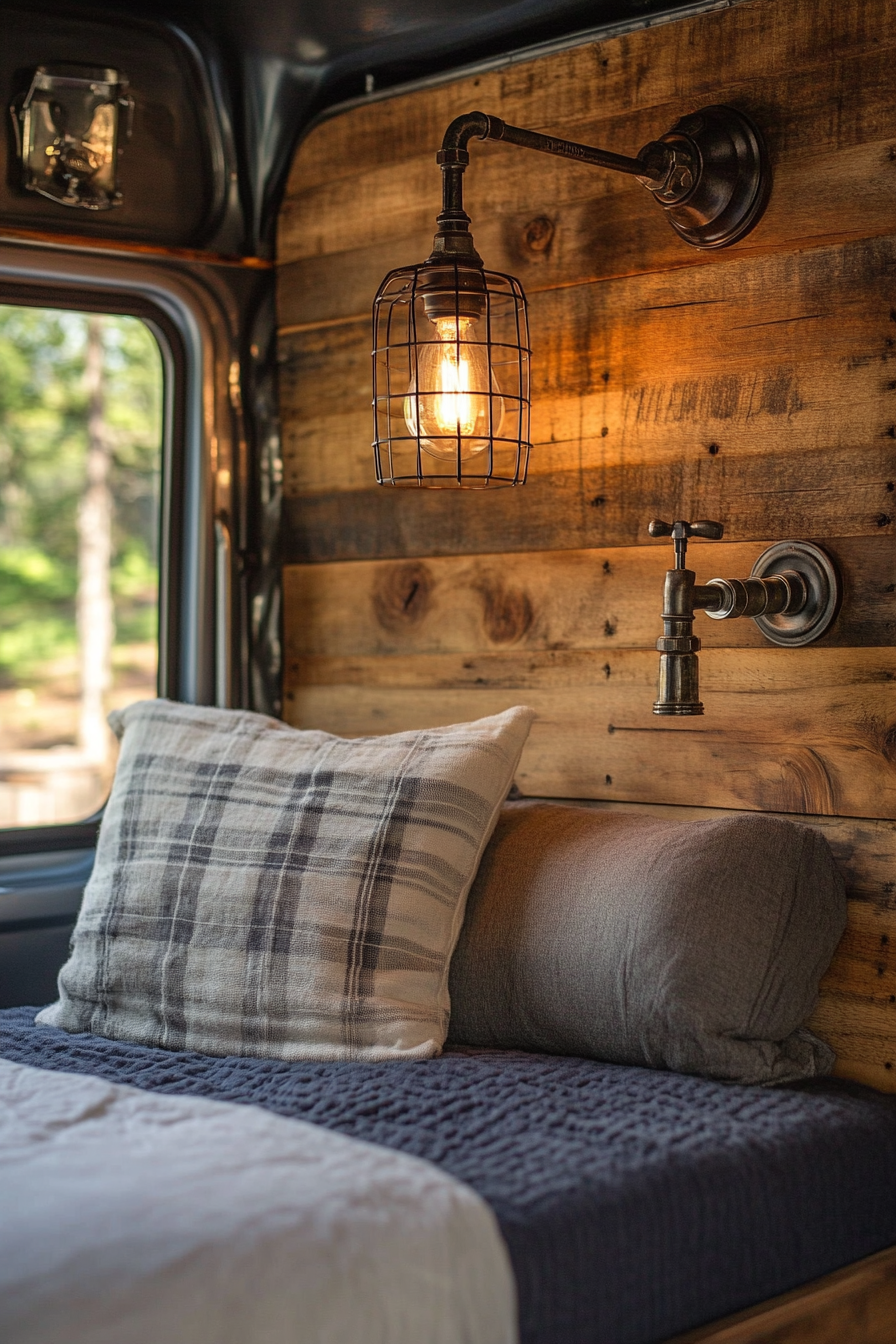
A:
404;315;504;459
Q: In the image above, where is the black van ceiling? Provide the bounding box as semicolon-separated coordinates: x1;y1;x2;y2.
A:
0;0;710;257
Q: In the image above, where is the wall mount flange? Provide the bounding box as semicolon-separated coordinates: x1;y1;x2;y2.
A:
749;541;840;647
650;105;771;250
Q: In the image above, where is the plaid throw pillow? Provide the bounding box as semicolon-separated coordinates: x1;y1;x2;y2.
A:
38;700;534;1061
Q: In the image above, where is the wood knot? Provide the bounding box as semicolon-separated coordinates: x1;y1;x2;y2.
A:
372;561;432;632
521;216;554;260
479;584;533;645
883;724;896;766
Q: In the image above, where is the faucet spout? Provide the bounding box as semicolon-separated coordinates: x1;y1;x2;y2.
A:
649;519;725;716
648;518;841;715
655;650;702;715
654;565;707;715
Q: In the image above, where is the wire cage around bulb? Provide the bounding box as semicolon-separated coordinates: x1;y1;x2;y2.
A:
372;260;531;487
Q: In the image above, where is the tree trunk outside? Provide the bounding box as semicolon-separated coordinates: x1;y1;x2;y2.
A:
77;316;113;761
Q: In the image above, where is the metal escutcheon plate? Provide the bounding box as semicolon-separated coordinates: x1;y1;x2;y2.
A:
750;541;840;646
660;105;771;250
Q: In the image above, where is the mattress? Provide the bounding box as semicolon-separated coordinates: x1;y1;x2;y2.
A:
3;1005;896;1344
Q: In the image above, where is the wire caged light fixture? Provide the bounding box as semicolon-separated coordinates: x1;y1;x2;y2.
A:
372;104;770;488
372;121;531;490
372;252;529;489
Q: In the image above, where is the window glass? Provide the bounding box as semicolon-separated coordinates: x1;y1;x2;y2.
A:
0;305;163;827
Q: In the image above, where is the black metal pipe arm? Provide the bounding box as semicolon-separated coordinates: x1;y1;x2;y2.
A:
439;110;662;177
435;110;668;222
429;111;671;258
429;104;770;260
485;115;662;179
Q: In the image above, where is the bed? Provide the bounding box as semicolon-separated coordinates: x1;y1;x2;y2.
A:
3;1004;896;1344
3;702;895;1344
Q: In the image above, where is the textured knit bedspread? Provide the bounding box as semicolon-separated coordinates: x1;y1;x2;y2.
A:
3;1006;896;1344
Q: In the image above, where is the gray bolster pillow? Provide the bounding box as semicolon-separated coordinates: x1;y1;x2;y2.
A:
447;802;847;1085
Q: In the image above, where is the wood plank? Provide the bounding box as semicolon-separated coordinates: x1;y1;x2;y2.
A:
810;899;896;1089
279;234;896;498
278;132;896;324
665;1244;896;1344
810;996;896;1092
279;0;896;308
279;134;896;324
283;536;896;656
282;448;896;562
282;646;896;820
281;367;896;507
281;0;896;202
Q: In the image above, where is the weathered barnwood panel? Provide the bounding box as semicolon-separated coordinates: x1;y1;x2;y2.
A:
279;0;896;317
277;0;896;1089
280;235;896;501
279;137;896;332
283;537;896;654
284;0;896;198
283;453;896;562
278;133;896;330
284;648;896;818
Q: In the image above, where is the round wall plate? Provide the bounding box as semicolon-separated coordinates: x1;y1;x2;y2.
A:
750;541;840;646
659;105;771;250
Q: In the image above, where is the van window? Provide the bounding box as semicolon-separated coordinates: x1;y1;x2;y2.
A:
0;305;162;827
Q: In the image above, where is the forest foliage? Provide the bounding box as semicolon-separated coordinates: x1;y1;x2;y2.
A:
0;306;162;685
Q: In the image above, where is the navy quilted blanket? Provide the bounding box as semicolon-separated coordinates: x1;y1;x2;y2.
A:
3;1006;896;1344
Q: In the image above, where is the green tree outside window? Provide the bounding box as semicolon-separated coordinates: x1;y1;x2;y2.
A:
0;305;162;824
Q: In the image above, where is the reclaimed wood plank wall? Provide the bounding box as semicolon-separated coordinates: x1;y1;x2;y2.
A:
277;0;896;1090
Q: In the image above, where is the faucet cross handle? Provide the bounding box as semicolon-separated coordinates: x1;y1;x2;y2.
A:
648;518;724;568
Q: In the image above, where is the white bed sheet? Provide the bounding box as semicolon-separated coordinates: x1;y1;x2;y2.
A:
0;1057;518;1344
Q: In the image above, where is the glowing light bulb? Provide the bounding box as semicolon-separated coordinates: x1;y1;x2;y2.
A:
404;316;504;460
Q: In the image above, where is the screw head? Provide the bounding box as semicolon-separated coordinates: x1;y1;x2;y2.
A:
668;165;693;194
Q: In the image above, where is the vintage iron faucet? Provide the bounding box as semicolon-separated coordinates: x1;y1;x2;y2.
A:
648;519;840;715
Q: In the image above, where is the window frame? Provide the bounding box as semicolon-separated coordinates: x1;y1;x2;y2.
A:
0;244;236;857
